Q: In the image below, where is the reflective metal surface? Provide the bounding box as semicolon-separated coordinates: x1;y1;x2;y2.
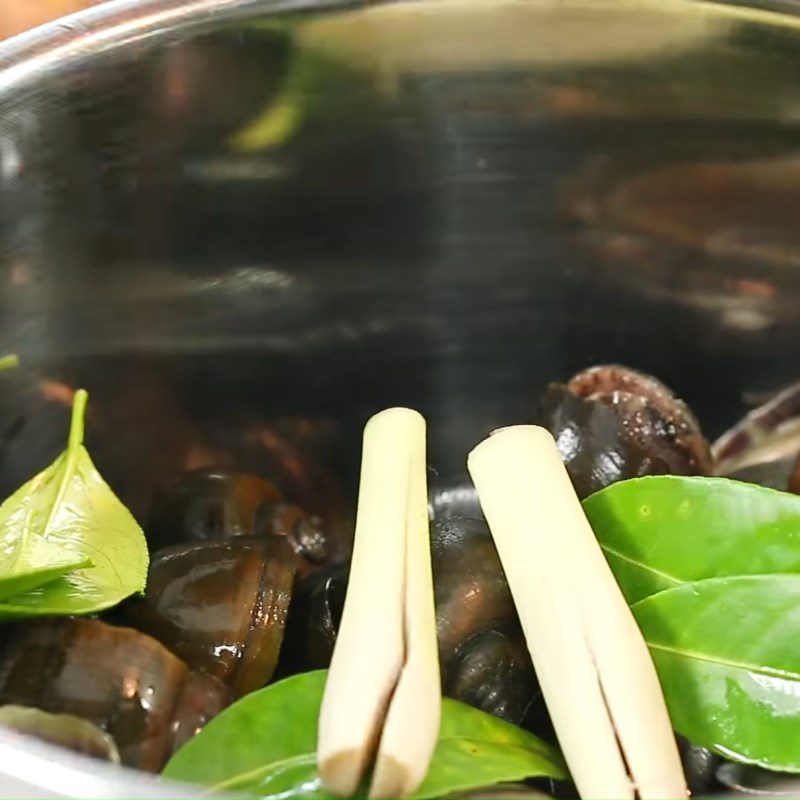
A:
3;0;800;795
0;728;203;798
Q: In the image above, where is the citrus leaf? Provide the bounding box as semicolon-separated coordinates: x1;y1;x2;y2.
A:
0;390;148;618
163;670;564;798
583;475;800;603
634;574;800;771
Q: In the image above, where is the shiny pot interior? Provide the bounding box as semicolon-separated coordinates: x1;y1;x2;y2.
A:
2;0;800;795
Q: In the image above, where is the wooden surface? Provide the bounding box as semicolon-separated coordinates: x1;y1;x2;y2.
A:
3;0;103;39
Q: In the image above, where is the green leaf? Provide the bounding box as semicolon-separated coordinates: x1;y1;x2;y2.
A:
0;390;149;618
583;475;800;603
415;702;565;800
633;574;800;772
0;393;93;600
0;355;18;372
163;671;565;799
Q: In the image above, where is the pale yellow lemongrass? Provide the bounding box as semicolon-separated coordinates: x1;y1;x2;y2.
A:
369;417;441;798
468;425;686;800
318;408;440;798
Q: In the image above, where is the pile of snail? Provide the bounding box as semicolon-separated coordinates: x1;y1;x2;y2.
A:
1;363;796;795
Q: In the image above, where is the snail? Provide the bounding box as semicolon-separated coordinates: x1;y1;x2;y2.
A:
126;536;297;697
0;618;231;771
538;364;711;498
147;468;331;569
282;516;542;727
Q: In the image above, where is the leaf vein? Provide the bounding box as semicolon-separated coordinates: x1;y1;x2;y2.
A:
648;641;800;682
210;753;316;792
601;544;683;586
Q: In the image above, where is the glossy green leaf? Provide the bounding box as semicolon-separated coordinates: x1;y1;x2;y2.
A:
633;574;800;771
0;355;18;372
163;670;565;799
0;390;148;618
0;391;93;600
583;475;800;602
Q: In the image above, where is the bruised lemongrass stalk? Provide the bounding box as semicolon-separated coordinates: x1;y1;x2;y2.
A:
468;425;687;800
318;408;440;798
369;415;440;799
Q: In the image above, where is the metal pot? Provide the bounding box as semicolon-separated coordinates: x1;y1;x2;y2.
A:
2;0;800;794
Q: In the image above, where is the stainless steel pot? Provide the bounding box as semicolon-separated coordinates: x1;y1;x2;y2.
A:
2;0;800;795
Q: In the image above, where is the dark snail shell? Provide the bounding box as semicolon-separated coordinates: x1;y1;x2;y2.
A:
170;672;232;753
0;705;120;762
431;517;517;666
127;537;296;697
280;560;349;673
147;468;331;568
147;468;280;546
539;384;659;498
444;625;539;726
432;517;540;726
284;516;540;725
255;501;330;567
539;364;711;498
677;738;722;796
566;365;709;474
0;619;223;771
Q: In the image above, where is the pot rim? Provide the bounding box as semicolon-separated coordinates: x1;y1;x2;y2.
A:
0;0;352;96
0;724;209;797
3;0;799;98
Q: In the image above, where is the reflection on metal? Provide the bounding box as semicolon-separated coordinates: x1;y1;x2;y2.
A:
0;0;326;94
563;153;800;330
182;157;288;182
717;762;800;797
570;157;800;269
0;136;21;183
0;727;207;798
299;0;719;69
